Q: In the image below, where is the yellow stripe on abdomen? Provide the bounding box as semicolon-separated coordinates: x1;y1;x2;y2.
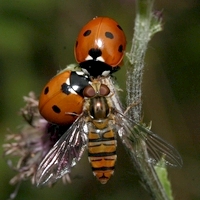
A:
88;129;117;184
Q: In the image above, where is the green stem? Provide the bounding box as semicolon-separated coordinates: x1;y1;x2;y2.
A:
126;0;162;122
126;1;173;200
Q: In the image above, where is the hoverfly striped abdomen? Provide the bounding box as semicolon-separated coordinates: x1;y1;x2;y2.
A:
84;82;117;184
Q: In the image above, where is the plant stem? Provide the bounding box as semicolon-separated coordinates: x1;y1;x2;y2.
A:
126;1;173;200
126;0;162;122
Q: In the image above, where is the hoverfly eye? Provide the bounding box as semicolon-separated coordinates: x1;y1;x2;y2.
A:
83;85;96;98
99;84;110;96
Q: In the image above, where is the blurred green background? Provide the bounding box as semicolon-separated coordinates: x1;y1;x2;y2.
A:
0;0;200;199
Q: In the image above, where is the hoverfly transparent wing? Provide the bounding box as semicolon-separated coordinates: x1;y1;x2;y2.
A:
133;124;182;167
115;110;183;168
36;115;87;187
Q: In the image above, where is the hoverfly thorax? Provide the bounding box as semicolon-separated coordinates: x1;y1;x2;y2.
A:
89;97;110;119
88;96;110;129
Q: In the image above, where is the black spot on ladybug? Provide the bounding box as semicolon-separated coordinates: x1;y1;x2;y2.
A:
118;45;123;53
44;86;49;95
83;30;91;37
88;48;102;60
52;105;61;113
105;32;114;39
75;41;78;47
117;24;123;31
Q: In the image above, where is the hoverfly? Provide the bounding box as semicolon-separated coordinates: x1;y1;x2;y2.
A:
36;77;182;186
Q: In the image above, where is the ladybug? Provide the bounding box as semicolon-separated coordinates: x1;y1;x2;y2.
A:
74;17;126;77
39;70;90;125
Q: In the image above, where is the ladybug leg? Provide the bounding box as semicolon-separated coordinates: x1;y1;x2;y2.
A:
64;112;80;117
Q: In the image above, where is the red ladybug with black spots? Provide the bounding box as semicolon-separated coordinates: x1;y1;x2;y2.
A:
39;70;90;125
74;17;126;77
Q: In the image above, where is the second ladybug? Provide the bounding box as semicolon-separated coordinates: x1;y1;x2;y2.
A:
74;17;126;77
39;70;90;125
